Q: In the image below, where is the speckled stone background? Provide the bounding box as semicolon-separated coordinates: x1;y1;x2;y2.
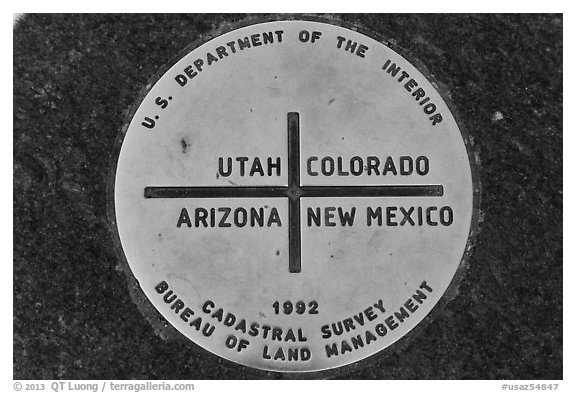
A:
13;14;562;379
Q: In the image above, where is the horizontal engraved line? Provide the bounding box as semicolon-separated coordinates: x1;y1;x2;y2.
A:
143;185;444;199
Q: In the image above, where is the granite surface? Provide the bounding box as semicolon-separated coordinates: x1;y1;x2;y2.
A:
13;14;562;379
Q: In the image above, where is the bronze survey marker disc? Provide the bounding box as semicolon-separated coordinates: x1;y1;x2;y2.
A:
112;18;479;374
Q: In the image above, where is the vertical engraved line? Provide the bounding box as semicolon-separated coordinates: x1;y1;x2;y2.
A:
289;198;301;273
287;112;301;273
288;112;300;187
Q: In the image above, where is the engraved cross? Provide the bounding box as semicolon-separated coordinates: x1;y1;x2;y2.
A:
144;112;443;273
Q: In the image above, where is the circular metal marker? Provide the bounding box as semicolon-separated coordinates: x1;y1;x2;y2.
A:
111;17;479;376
